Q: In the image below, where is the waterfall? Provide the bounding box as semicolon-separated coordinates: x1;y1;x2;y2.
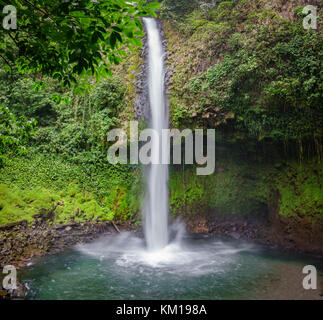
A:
143;17;169;251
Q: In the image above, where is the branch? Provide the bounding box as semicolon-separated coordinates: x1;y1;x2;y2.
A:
20;0;59;26
7;33;33;63
20;0;51;18
0;54;13;72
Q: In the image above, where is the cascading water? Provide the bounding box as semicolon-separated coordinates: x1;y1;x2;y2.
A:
19;17;323;304
143;17;169;251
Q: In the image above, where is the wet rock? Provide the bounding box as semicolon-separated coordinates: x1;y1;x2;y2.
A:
230;232;241;240
8;281;28;300
0;220;123;278
0;290;9;300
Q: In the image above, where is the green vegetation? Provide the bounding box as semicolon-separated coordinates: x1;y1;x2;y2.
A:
0;55;142;225
0;104;36;166
1;0;160;87
164;0;323;160
0;70;126;161
275;161;323;218
0;1;158;227
169;159;323;221
160;0;323;225
0;153;142;225
0;0;322;230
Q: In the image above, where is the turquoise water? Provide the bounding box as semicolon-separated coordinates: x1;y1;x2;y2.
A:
20;233;323;300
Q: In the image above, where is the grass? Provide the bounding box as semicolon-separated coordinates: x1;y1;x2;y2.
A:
0;153;143;225
276;161;323;218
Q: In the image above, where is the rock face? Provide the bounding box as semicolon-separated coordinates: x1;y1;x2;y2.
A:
134;38;150;121
267;197;323;255
134;24;149;121
0;220;120;269
0;280;28;300
134;18;170;122
184;209;323;256
0;217;123;299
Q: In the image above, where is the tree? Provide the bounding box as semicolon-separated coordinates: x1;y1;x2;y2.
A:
0;0;160;87
0;104;37;166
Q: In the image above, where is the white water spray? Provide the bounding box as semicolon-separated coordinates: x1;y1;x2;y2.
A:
143;18;169;251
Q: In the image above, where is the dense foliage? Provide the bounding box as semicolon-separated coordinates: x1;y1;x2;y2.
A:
0;69;127;161
164;0;323;160
0;62;141;225
0;0;322;228
0;153;142;225
0;0;160;88
0;103;36;166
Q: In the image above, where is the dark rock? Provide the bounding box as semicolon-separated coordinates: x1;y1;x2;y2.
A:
230;232;241;240
0;219;123;281
8;281;28;300
0;290;9;299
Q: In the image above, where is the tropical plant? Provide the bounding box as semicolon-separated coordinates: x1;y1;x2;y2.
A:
0;0;160;87
0;104;37;165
